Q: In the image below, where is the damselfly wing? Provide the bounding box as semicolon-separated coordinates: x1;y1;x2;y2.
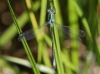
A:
18;22;85;41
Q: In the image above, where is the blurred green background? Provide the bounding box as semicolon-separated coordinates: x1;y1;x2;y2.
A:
0;0;100;74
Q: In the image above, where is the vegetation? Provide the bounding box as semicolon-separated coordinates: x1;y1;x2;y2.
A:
0;0;99;74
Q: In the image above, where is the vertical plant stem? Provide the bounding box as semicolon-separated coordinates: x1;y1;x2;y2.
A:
0;1;40;48
21;39;40;74
38;0;52;68
68;0;79;72
39;0;47;26
7;0;22;34
42;42;52;68
0;12;28;48
24;0;41;42
88;0;100;66
6;0;40;74
47;0;65;74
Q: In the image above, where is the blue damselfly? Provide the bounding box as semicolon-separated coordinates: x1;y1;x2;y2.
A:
18;9;85;69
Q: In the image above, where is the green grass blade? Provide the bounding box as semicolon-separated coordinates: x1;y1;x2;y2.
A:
44;34;52;47
42;43;52;68
88;0;100;65
72;0;100;66
38;0;48;64
1;56;55;74
52;0;65;73
0;12;28;48
71;0;92;40
6;0;22;34
53;30;65;74
54;0;63;24
61;51;76;71
0;1;40;48
24;0;52;69
47;0;65;73
39;0;47;26
68;0;79;72
23;0;41;42
6;0;40;74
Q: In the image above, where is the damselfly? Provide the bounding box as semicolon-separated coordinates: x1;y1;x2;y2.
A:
18;9;85;69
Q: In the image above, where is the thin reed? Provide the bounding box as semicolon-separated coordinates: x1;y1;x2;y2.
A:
0;0;100;74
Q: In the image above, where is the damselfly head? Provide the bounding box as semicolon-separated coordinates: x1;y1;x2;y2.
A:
47;9;56;14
